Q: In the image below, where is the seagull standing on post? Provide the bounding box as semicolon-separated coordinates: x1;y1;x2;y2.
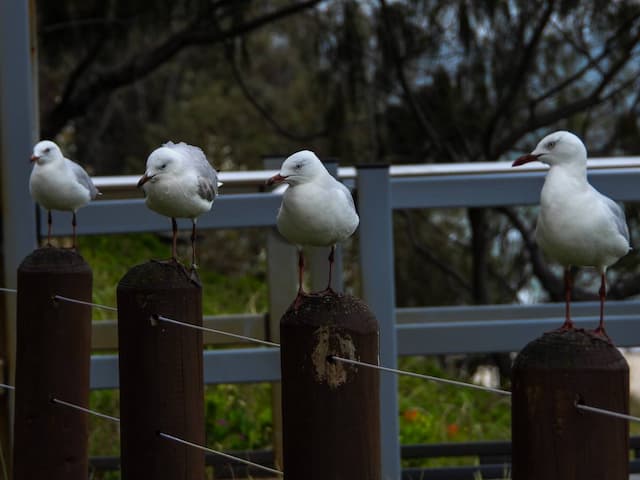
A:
29;140;100;248
138;141;220;268
266;150;359;305
512;130;630;339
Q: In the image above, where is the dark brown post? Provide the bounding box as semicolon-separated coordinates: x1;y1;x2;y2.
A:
117;261;204;480
13;248;92;480
280;293;381;480
512;330;629;479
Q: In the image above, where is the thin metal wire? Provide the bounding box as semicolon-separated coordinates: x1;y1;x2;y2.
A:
330;356;512;396
575;402;640;423
51;397;121;423
158;431;283;476
155;315;280;348
52;295;118;312
0;288;16;294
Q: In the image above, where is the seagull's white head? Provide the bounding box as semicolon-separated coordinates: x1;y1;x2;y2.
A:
266;150;327;187
512;131;587;168
31;140;64;166
138;146;184;187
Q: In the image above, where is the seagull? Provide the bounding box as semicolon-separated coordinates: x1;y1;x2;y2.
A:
266;150;359;303
512;130;630;339
138;141;220;268
29;140;100;248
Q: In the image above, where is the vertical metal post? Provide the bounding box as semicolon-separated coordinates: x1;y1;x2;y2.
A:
512;330;629;479
356;165;400;480
13;249;92;480
280;293;380;479
0;0;38;466
117;262;204;480
264;156;297;469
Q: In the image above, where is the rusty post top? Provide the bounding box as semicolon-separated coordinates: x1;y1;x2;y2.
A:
513;330;628;371
281;292;378;334
118;260;200;290
19;247;91;273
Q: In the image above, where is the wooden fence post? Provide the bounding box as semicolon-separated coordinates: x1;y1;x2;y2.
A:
512;330;629;479
117;261;204;480
280;292;381;480
13;248;92;480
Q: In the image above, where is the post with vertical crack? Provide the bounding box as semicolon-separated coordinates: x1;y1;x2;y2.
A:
280;292;381;479
13;248;92;480
117;262;204;480
512;330;629;480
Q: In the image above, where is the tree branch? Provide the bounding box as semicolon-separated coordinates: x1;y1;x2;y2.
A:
42;0;325;138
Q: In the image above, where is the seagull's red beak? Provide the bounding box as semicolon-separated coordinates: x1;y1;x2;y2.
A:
137;173;151;187
266;174;287;186
30;154;39;163
512;153;542;167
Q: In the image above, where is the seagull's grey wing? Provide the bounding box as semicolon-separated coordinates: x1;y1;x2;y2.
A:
335;179;356;212
164;142;219;201
602;195;630;243
66;158;99;199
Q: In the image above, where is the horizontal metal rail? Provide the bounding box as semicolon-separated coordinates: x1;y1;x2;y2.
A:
39;159;640;237
88;300;640;389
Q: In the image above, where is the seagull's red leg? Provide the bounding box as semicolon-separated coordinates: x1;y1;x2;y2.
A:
171;218;178;261
71;211;77;249
190;220;197;268
320;245;337;295
47;210;52;247
593;272;611;341
293;250;306;309
556;267;575;331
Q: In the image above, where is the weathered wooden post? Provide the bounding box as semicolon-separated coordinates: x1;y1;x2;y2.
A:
512;330;629;479
280;292;381;479
13;248;92;480
117;261;204;479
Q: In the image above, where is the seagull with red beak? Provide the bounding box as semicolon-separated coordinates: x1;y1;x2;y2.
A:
138;141;220;268
512;130;630;340
266;150;359;305
29;140;99;248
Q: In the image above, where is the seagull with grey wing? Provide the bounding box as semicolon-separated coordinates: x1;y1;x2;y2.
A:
512;130;631;340
266;150;359;306
138;141;220;268
29;140;100;248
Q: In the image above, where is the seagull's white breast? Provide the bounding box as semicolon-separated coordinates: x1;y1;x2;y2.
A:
143;172;213;219
29;162;91;211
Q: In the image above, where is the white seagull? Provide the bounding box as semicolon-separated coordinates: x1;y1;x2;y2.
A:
266;150;359;302
138;141;220;268
512;130;630;338
29;140;100;248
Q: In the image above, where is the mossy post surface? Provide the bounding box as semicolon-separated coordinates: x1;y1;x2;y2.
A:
117;261;204;480
14;248;92;480
512;330;629;480
280;292;381;480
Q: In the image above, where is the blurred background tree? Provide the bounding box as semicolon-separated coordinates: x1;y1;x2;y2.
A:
36;0;640;341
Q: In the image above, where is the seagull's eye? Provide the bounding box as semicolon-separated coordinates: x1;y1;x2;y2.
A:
546;141;556;150
160;164;167;170
44;148;51;153
295;163;302;170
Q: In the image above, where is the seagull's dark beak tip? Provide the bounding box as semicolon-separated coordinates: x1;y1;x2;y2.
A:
137;175;149;188
266;174;286;186
30;155;38;163
512;153;540;167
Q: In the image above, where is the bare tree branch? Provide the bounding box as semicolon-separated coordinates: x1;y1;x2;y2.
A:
223;41;328;142
42;0;325;138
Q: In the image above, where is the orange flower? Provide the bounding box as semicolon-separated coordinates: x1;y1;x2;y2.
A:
403;408;419;422
447;423;459;436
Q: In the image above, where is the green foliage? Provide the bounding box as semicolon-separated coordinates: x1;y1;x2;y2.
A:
398;357;511;468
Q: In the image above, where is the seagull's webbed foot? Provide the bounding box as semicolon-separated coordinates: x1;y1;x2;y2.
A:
292;290;309;311
548;319;576;334
591;326;613;344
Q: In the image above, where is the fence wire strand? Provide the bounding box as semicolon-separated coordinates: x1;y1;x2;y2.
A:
51;397;121;423
52;295;118;312
155;315;280;348
0;384;15;391
0;288;16;294
330;356;512;396
158;432;283;476
575;402;640;423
